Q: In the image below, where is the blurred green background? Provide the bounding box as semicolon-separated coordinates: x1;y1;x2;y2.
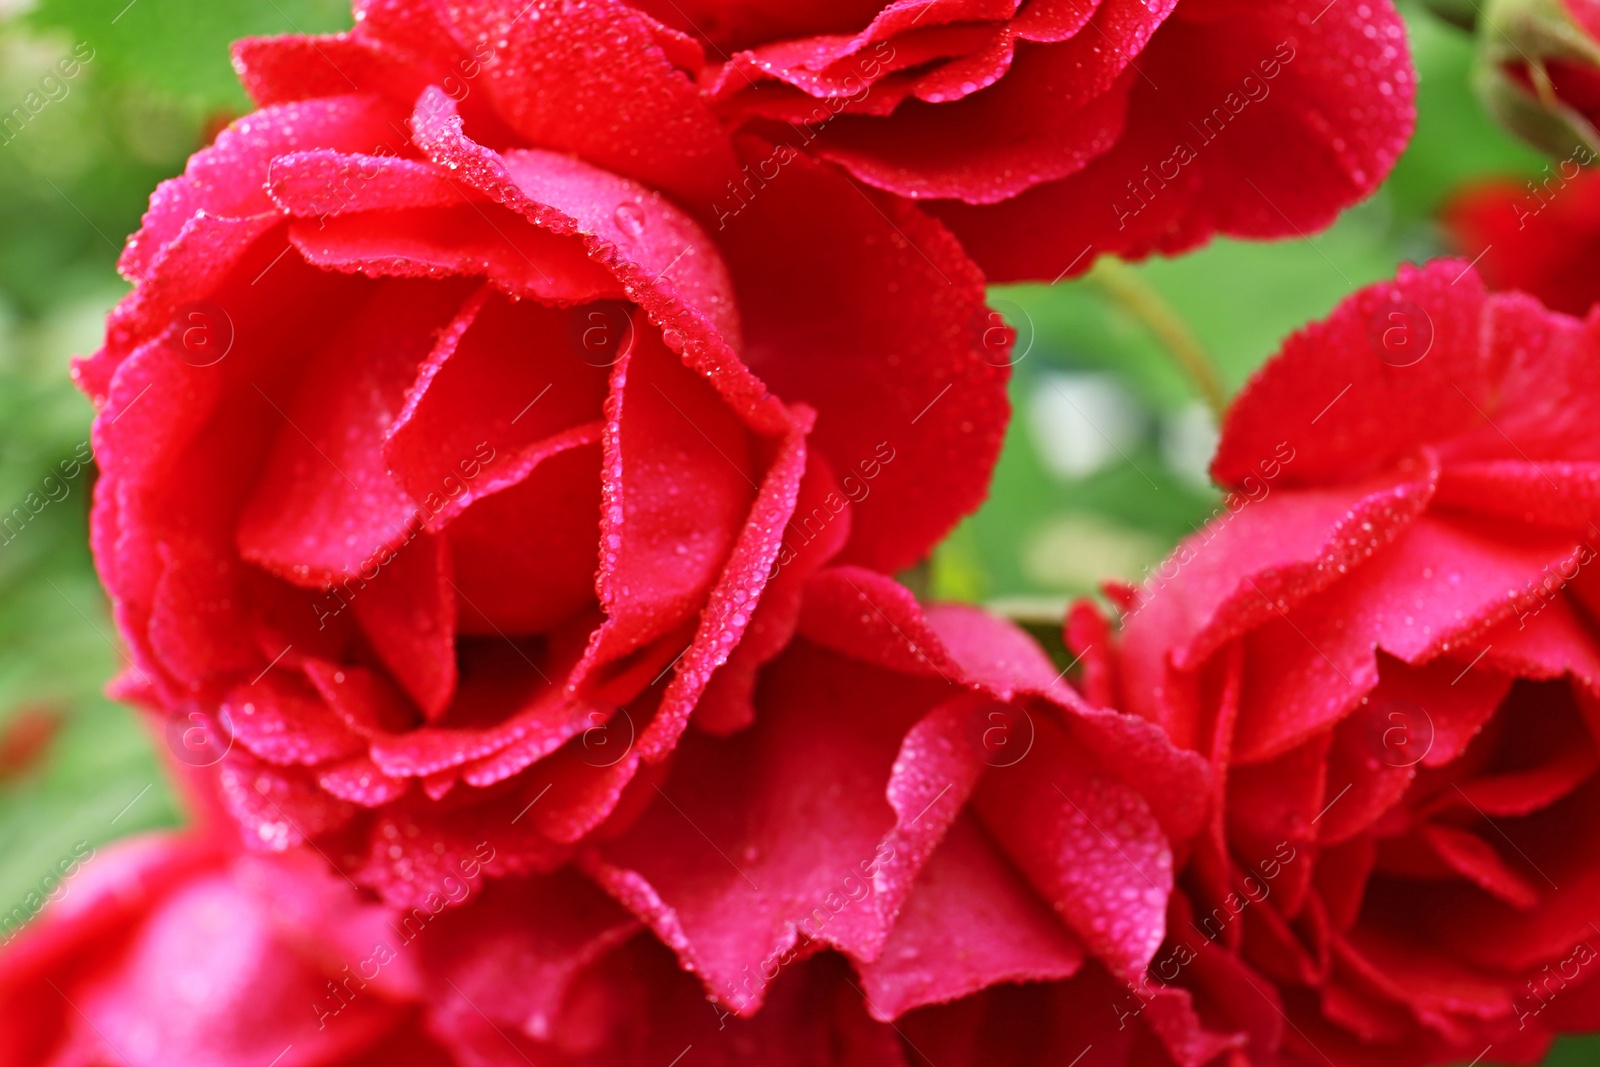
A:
0;1;1590;1062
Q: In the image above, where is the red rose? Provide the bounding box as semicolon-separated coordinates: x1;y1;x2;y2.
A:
639;0;1416;282
0;832;460;1066
1444;163;1600;316
79;0;1008;906
1101;260;1600;1064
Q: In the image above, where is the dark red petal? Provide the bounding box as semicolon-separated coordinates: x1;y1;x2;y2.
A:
814;44;1131;202
715;140;1008;572
1120;462;1437;683
106;213;284;363
383;290;611;526
926;601;1213;843
422;870;637;1045
1419;823;1542;910
815;0;1175;203
367;633;595;779
146;539;263;691
92;248;366;707
638;406;817;760
287;203;618;303
1224;732;1327;919
1064;599;1118;708
1375;655;1511;771
1481;594;1600;696
349;532;459;720
573;324;759;698
1316;697;1417;846
447;438;604;636
1232;513;1587;764
797;567;967;680
936;0;1415;282
1443;170;1600;318
498;740;648;843
1437;459;1600;531
409;94;779;428
1336;929;1516;1041
427;0;738;203
694;450;853;734
232;32;437;110
236;280;469;587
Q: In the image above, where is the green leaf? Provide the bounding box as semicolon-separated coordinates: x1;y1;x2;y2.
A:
28;0;353;111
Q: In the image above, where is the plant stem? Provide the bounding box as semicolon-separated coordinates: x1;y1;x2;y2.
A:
1088;259;1229;418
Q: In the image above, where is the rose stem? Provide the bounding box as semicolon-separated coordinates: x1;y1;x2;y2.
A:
1087;258;1228;418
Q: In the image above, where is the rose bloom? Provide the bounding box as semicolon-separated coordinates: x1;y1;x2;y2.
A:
636;0;1417;282
1097;260;1600;1064
79;0;1008;905
1444;163;1600;317
0;577;1255;1067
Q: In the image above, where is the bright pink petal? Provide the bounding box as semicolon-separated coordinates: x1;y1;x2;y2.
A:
857;814;1084;1019
1216;263;1600;488
1232;513;1588;763
588;638;972;1013
974;714;1174;982
225;672;363;767
119;96;399;283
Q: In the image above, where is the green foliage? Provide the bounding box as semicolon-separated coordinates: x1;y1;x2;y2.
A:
0;295;180;927
28;0;352;110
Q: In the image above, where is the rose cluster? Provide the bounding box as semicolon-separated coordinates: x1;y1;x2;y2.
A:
12;0;1600;1064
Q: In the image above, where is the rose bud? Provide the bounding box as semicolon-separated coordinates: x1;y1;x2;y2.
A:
1476;0;1600;156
